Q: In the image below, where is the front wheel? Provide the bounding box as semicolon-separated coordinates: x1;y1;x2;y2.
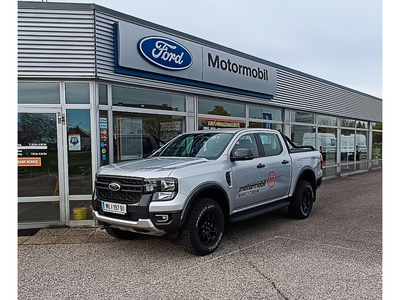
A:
179;198;225;256
288;180;315;219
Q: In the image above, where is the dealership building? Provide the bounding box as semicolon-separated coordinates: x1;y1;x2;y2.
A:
17;1;382;229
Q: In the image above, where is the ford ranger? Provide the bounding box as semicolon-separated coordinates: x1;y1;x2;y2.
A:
92;129;323;256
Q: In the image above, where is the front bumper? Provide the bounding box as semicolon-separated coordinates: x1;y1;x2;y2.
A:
92;210;166;236
92;193;183;236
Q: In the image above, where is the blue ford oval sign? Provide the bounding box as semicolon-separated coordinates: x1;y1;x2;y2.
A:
139;36;193;71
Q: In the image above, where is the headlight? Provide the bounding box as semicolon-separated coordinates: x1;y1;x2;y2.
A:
144;178;178;201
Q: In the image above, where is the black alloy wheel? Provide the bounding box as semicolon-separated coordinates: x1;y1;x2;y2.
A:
288;180;315;219
180;198;225;256
198;210;220;246
301;186;314;216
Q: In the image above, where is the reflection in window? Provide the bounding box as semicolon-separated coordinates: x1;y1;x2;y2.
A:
198;98;245;117
372;123;382;130
249;105;282;121
355;131;368;162
67;109;92;195
232;134;259;157
291;111;315;124
112;86;185;112
66;83;90;104
317;115;337;126
113;112;185;162
18;202;60;223
340;129;355;163
259;133;283;156
153;132;233;159
372;131;382;159
317;127;337;165
341;118;355;128
356;120;368;129
290;125;316;147
99;84;108;105
249;122;282;131
18;82;60;104
18;113;58;197
198;118;245;130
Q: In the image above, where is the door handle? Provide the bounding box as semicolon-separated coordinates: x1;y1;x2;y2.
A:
257;163;265;169
282;160;290;165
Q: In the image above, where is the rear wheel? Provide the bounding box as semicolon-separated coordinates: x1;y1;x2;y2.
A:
180;198;224;256
104;226;140;240
288;180;314;219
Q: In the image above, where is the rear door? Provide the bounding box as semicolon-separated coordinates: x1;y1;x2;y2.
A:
257;132;291;201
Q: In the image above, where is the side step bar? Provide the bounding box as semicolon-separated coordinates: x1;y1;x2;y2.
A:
230;200;290;223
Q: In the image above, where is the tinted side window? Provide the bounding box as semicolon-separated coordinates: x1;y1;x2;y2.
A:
259;133;283;156
232;134;259;158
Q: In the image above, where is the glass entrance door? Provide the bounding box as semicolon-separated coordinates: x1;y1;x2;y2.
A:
18;110;66;227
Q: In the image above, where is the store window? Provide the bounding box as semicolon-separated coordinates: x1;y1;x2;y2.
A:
18;82;60;104
99;84;108;105
198;98;245;117
18;202;60;223
249;122;282;131
66;83;90;104
112;86;185;112
317;115;337;126
113;112;185;162
249;105;282;121
18;113;58;197
372;122;382;130
198;98;245;130
199;118;246;130
355;130;369;171
291;125;316;147
356;120;368;129
371;122;382;169
341;118;355;128
317;127;337;166
340;129;356;166
67;109;92;195
291;111;315;124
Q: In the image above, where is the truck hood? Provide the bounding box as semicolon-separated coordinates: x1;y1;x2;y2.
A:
97;157;210;178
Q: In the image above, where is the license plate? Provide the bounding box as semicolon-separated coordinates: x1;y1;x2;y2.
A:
102;201;127;215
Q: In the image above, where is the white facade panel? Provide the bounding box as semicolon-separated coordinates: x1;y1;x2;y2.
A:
18;8;96;77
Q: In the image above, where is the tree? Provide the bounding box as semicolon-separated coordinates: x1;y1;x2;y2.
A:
208;105;230;116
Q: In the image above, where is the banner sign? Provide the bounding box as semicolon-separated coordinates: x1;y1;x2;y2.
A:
115;21;276;98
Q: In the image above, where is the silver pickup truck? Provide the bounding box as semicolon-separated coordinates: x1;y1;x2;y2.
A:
92;129;323;256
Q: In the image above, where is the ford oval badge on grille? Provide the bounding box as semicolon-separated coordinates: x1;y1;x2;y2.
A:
108;182;121;192
138;36;193;70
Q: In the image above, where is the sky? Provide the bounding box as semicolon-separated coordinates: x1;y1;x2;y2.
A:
43;0;383;98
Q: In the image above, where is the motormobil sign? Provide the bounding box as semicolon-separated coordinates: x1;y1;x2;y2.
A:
115;21;276;97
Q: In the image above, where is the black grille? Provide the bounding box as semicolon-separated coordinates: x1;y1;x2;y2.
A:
96;175;144;204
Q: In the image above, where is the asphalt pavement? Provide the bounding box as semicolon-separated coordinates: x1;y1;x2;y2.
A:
18;169;382;299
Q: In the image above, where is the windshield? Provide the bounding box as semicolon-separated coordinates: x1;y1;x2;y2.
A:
152;132;234;159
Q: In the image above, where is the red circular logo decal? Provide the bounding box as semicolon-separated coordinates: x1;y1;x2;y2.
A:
267;171;277;188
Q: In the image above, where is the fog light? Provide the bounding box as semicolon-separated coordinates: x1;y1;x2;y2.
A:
155;214;170;223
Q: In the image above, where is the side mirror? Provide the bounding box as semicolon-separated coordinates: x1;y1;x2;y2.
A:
231;148;254;162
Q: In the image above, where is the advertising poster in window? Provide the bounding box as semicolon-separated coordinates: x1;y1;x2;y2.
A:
69;134;81;151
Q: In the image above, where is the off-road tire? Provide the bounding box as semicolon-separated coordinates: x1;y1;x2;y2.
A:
104;226;140;240
288;180;315;219
179;198;224;256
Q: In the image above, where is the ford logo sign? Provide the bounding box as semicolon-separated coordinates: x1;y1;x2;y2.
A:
138;36;193;71
108;182;121;192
